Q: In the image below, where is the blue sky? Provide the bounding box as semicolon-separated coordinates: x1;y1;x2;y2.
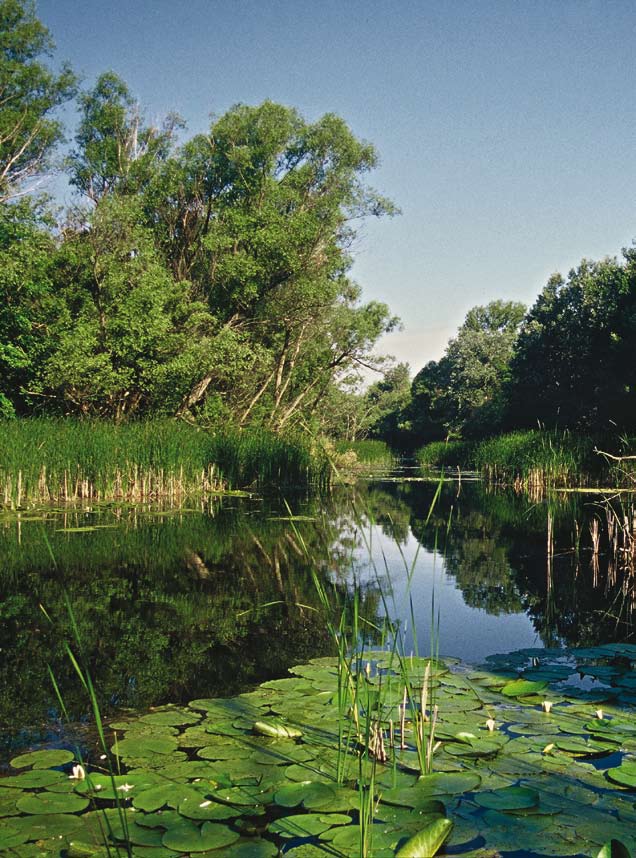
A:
38;0;636;374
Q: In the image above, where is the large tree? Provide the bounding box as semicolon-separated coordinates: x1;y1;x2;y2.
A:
409;300;526;441
0;0;75;202
508;253;636;430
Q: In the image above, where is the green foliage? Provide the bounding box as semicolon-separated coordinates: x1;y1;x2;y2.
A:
0;0;76;201
0;200;59;415
508;253;636;430
416;439;475;469
407;300;526;443
0;418;329;505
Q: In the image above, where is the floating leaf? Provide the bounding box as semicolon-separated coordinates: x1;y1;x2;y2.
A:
269;812;350;838
501;679;548;698
395;817;453;857
161;820;239;851
606;761;636;789
253;720;302;738
10;749;75;770
474;786;539;812
16;792;89;814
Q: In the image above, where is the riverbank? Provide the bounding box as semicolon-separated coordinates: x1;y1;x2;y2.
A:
0;418;330;507
416;430;636;488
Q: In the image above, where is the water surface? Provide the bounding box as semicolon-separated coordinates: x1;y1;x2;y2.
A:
2;472;633;761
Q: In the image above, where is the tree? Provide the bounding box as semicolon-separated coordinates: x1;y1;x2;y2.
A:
68;71;181;203
36;197;217;418
0;199;58;416
140;100;398;424
364;362;412;445
408;300;526;441
508;254;636;430
0;0;75;201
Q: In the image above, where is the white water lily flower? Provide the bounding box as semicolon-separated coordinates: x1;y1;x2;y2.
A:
542;743;555;754
595;709;604;720
542;701;553;713
69;764;86;780
485;718;496;732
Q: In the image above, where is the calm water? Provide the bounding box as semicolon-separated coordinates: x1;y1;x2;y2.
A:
1;472;634;762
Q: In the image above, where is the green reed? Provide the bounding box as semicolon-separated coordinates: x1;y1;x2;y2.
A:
416;430;636;488
334;439;397;467
0;418;330;506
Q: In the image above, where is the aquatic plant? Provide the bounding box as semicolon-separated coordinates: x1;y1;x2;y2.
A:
0;418;330;507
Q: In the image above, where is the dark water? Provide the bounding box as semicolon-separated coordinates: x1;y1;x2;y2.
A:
1;473;634;762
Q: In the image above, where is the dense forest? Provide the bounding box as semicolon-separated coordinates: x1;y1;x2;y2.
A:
2;0;635;452
0;0;398;431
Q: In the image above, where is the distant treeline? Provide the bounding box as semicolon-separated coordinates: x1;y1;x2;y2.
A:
358;252;636;450
0;1;396;433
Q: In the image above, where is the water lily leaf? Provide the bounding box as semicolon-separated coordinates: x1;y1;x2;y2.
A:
161;820;239;851
10;749;75;770
501;679;548;698
253;720;302;738
474;786;540;812
133;783;207;812
211;784;273;807
224;840;279;857
112;736;178;758
0;769;65;789
109;819;165;847
178;796;243;821
273;781;330;808
321;823;395;856
140;709;201;727
597;840;632;858
606;761;636;789
395;817;453;857
16;792;89;814
9;812;84;839
0;822;29;849
75;772;159;800
268;812;350;838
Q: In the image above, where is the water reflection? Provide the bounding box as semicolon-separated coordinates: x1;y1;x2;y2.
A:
1;476;634;760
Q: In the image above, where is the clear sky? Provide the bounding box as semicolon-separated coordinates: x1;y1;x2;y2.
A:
38;0;636;376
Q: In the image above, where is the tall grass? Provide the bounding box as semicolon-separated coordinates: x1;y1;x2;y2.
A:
0;418;330;506
333;439;397;468
417;430;636;488
416;440;475;470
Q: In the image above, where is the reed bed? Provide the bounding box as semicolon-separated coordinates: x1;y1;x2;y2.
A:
416;430;636;488
332;439;397;471
0;418;330;507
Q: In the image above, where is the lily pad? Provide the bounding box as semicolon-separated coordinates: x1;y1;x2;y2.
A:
474;786;540;812
16;792;89;814
161;820;239;852
269;812;351;838
501;679;548;698
10;749;75;770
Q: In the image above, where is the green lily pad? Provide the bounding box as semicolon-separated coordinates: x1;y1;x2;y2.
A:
606;761;636;789
0;769;65;789
112;736;179;758
161;820;239;851
140;709;201;727
133;783;207;812
9;812;84;839
10;749;75;770
395;817;453;857
474;786;540;812
16;792;89;814
501;679;548;698
269;812;351;838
